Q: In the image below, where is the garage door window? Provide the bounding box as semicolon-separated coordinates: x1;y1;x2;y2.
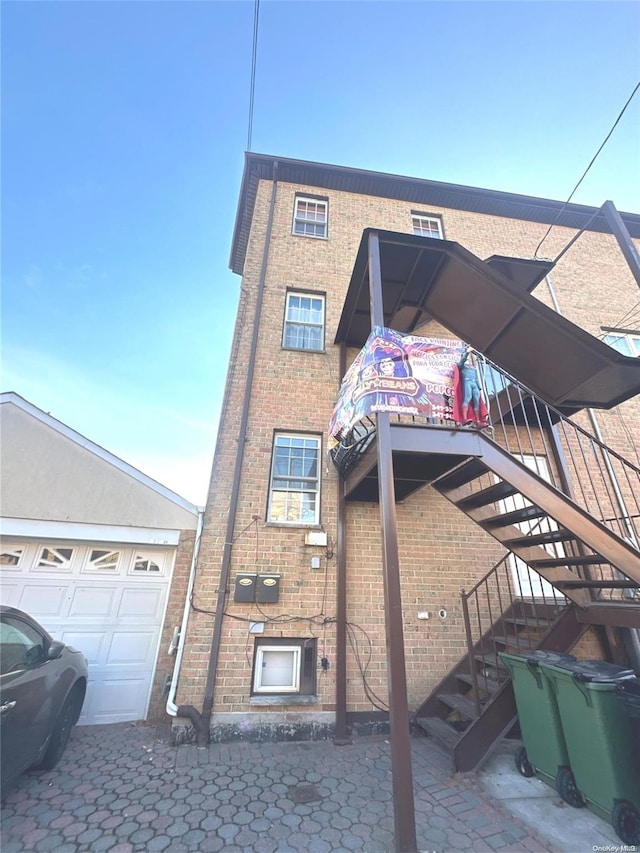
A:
132;553;163;574
0;546;25;568
36;547;74;571
85;549;121;573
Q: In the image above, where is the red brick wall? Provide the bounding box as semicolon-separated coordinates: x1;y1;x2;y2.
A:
175;176;639;719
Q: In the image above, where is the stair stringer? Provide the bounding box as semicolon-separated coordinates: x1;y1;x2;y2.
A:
439;434;640;589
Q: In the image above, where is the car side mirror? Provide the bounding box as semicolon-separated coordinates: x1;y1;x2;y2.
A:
46;641;65;661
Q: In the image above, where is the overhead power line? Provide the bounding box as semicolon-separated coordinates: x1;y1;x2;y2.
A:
247;0;260;152
534;79;640;258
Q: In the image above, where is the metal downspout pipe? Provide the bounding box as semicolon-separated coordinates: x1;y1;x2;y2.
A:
544;273;640;672
166;509;204;719
178;161;279;745
334;341;349;744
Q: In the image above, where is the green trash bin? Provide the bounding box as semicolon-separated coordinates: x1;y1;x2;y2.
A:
499;650;582;803
539;658;640;845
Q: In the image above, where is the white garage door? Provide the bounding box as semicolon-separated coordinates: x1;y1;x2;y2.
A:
0;540;174;724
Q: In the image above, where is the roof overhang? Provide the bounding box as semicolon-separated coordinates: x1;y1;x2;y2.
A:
230;153;640;276
334;230;640;413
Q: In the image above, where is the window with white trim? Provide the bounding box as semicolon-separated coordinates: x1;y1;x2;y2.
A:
293;196;327;238
85;549;121;573
604;331;640;357
252;637;317;695
268;434;321;525
35;546;74;571
0;545;25;567
412;214;443;239
282;292;325;351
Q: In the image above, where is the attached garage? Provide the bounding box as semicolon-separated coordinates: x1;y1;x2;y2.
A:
0;393;200;725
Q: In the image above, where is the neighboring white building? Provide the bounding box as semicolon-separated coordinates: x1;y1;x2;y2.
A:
0;392;200;725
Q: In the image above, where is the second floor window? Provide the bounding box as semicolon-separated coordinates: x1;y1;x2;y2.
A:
412;214;443;239
604;331;640;357
283;292;325;351
293;197;328;238
268;433;320;525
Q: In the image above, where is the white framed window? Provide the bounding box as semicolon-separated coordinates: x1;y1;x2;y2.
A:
0;544;26;568
251;638;317;695
268;433;321;525
412;213;443;239
293;196;328;238
130;551;164;575
35;546;74;572
604;331;640;357
282;291;325;351
84;548;121;573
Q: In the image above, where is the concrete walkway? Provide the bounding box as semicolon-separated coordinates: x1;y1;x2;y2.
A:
0;722;614;852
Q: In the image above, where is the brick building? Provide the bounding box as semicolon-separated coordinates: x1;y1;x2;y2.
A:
169;154;640;774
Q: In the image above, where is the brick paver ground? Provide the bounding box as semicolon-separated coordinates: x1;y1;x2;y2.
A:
1;722;556;852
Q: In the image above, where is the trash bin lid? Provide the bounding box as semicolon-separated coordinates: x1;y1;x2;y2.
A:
523;650;576;668
617;677;640;710
549;658;636;682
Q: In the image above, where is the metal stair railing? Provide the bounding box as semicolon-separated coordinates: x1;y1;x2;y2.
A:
461;550;566;716
477;354;640;550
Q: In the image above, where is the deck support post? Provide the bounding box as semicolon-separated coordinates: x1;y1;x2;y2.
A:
368;231;418;853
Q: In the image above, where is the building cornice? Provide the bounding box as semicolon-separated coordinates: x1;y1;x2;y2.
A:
229;152;640;275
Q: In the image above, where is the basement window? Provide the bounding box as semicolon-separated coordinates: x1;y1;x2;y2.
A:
293;196;328;238
282;291;325;351
412;213;443;239
251;637;317;697
603;330;640;357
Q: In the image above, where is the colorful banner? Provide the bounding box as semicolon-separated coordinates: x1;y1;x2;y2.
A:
329;327;468;444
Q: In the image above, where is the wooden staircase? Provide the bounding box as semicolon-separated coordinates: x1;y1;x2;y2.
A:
431;438;640;611
414;600;586;771
412;433;640;771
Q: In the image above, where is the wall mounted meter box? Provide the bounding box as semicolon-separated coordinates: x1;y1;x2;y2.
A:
234;574;257;602
256;575;280;603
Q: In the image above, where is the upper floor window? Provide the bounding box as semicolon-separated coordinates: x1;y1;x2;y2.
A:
293;196;328;238
604;331;640;357
268;433;321;525
412;214;443;239
283;292;325;351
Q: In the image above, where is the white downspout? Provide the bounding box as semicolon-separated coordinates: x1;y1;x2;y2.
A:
166;508;204;716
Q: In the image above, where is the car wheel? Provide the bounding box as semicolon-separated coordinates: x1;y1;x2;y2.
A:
612;802;640;846
37;686;83;771
555;766;585;808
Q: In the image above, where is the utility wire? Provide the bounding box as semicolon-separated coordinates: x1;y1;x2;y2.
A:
246;0;260;152
534;79;640;259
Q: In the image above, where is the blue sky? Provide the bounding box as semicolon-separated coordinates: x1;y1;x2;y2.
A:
2;0;639;506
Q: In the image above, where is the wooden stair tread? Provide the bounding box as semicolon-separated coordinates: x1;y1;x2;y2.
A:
554;579;640;589
431;457;487;490
456;672;501;694
505;615;553;627
456;480;518;509
491;635;539;650
483;505;548;528
438;693;478;718
502;528;576;548
474;652;508;672
528;554;610;569
415;716;460;749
